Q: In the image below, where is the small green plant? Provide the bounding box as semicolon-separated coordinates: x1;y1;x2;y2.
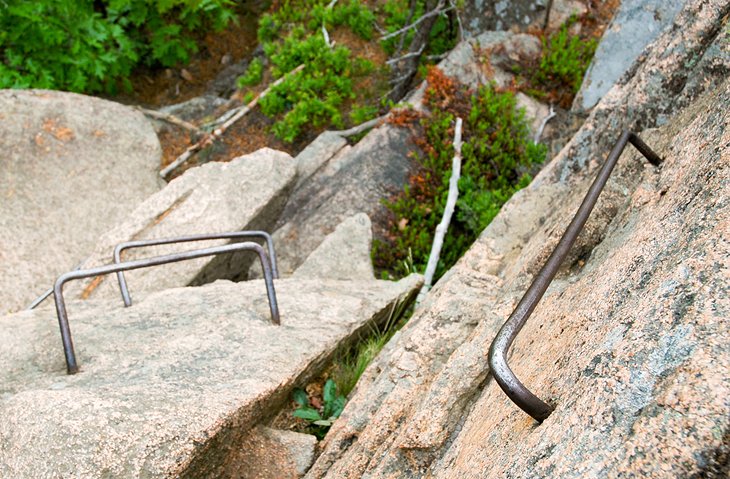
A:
528;16;597;105
237;58;264;87
0;0;236;93
244;0;384;142
292;379;346;439
349;104;379;124
373;68;547;280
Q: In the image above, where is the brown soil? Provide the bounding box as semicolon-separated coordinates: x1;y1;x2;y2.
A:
116;5;263;108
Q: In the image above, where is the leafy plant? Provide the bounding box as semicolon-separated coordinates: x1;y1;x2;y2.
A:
0;0;235;93
349;103;379;124
292;379;346;439
526;15;597;106
237;57;264;87
373;68;547;280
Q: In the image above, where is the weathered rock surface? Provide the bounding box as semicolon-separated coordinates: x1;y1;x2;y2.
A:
266;124;415;277
230;427;317;479
69;148;296;302
573;0;686;111
546;0;587;30
305;1;730;477
294;131;348;187
462;0;547;38
0;274;422;478
293;213;374;281
0;89;162;315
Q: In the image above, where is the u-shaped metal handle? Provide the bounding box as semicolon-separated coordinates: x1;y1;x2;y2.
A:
113;231;278;307
488;131;662;422
54;242;280;375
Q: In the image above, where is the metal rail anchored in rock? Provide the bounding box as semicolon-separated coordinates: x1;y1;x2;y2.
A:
113;231;279;307
53;242;280;375
488;131;662;422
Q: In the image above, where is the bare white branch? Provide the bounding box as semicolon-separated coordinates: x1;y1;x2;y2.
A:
416;117;463;306
379;2;453;41
386;45;426;65
330;114;388;137
136;107;204;136
533;104;556;144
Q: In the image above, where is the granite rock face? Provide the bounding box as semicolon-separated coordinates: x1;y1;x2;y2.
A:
267;124;415;277
294;131;348;188
305;2;730;477
0;89;162;315
461;0;547;37
68;148;296;302
231;427;317;479
0;274;422;478
293;213;375;281
573;0;686;111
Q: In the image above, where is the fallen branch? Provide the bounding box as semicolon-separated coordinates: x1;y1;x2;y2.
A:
533;104;556;144
159;64;305;179
323;23;332;47
415;117;463;306
386;45;426;65
543;0;554;30
136;107;204;136
380;2;453;41
330;114;388;137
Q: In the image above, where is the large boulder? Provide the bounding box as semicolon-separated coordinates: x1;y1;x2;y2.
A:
67;148;296;302
265;124;415;277
573;0;686;111
292;213;375;281
0;90;162;315
0;274;422;478
305;1;730;477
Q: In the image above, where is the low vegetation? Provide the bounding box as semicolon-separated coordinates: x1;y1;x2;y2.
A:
239;0;458;143
0;0;235;93
373;67;547;280
516;16;598;107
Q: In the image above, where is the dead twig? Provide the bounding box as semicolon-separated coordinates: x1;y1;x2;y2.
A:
380;2;454;41
386;45;426;65
159;64;305;179
330;114;389;137
136;107;204;136
415;117;463;306
533;104;556;144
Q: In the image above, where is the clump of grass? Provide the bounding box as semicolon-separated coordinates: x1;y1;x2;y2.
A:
332;294;413;397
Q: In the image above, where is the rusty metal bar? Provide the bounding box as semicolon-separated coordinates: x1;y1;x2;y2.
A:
27;264;82;310
113;231;278;307
53;242;280;375
488;131;662;422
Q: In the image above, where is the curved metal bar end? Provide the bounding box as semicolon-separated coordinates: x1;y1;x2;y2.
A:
627;132;663;166
488;337;554;423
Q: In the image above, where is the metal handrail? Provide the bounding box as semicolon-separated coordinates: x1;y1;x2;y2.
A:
488;131;662;422
113;231;279;307
53;242;279;375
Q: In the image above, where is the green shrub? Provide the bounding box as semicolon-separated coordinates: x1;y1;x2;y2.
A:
532;16;597;95
349;104;379;124
373;71;547;280
247;0;383;142
0;0;235;93
237;57;264;87
259;32;354;142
